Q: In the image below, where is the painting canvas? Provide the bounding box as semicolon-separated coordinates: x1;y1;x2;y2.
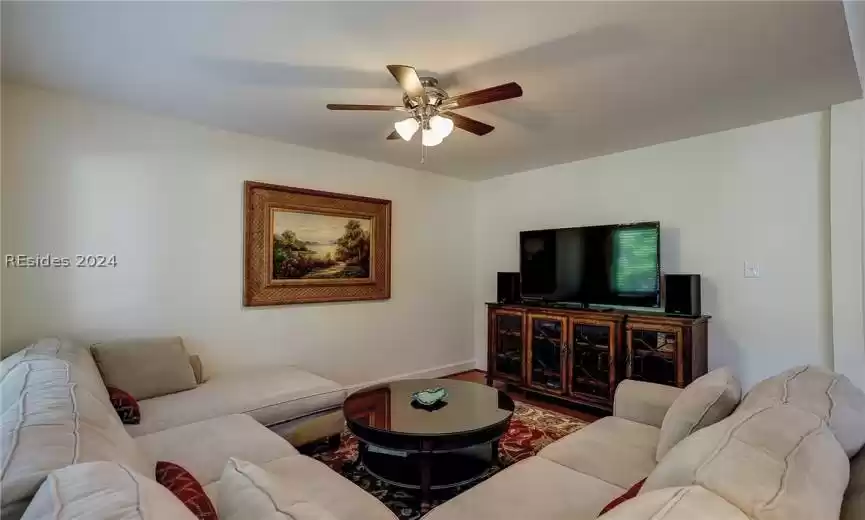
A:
272;211;372;280
244;181;391;306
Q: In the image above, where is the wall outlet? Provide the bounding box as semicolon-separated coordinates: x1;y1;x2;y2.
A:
744;261;760;278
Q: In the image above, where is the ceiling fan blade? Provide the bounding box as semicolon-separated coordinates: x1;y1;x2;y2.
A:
386;65;427;104
386;130;401;140
442;112;495;136
441;82;523;110
327;104;406;111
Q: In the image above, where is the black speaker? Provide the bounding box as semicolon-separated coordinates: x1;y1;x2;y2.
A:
497;272;520;303
664;274;701;316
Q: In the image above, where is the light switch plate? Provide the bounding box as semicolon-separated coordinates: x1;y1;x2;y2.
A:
744;261;760;278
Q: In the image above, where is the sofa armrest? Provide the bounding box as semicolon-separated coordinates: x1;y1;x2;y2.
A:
613;380;683;428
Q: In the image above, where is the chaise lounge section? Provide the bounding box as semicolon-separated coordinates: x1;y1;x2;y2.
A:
126;364;346;437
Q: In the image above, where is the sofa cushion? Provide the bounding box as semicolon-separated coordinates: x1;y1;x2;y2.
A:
656;367;741;460
421;456;623;520
20;461;197;520
135;414;299;487
125;366;346;436
643;404;849;520
598;486;750;519
538;416;660;489
205;456;398;520
91;337;198;401
1;359;152;509
155;461;217;519
218;458;340;520
740;365;865;457
843;449;865;520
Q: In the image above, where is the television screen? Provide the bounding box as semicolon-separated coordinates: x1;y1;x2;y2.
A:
519;222;660;307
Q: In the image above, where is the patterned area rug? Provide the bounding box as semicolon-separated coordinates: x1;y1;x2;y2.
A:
303;402;588;520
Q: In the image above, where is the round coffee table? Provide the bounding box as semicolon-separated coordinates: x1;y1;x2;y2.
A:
344;379;514;503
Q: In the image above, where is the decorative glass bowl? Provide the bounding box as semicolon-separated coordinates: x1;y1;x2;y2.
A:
411;387;448;407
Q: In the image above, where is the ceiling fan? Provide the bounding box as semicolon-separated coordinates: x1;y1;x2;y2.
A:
326;65;523;150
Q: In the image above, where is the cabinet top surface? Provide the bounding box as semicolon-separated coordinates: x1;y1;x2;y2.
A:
486;302;709;323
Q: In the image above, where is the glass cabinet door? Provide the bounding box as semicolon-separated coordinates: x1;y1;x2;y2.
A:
569;322;613;400
491;311;524;382
528;316;566;394
626;324;682;387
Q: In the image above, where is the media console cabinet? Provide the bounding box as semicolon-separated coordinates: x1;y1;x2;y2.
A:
486;302;709;412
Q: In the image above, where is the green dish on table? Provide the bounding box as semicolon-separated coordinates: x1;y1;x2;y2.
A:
411;387;448;406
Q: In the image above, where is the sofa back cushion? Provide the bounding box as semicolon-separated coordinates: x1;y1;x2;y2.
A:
598;486;749;519
91;337;197;401
843;449;865;520
657;367;741;461
21;461;197;520
740;365;865;457
1;341;152;510
643;404;849;520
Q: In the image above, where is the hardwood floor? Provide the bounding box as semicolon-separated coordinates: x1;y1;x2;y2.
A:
445;370;600;423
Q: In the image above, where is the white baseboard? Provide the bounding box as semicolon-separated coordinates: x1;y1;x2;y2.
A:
346;360;478;393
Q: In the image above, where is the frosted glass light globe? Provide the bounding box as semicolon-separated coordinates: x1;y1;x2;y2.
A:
429;115;454;138
422;128;443;147
394;118;419;141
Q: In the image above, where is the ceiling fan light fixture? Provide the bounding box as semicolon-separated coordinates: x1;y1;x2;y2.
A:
422;128;443;147
394;118;419;141
429;115;454;138
328;66;520;155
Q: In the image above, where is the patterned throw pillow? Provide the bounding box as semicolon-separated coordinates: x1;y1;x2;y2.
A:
155;461;218;520
598;478;646;516
106;386;140;425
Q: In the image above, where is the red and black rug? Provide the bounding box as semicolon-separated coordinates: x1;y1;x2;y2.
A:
303;402;588;520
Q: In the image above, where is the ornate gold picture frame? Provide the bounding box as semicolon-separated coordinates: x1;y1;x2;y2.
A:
244;181;391;306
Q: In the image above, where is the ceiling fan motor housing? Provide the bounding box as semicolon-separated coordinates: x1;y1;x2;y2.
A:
403;77;449;110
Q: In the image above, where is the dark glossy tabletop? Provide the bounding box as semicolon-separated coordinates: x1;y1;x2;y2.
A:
344;379;515;436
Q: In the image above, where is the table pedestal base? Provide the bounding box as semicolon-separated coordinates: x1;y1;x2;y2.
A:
358;441;499;503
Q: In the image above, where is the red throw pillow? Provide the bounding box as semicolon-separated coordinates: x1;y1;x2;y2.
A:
106;386;140;425
598;478;646;516
155;461;218;519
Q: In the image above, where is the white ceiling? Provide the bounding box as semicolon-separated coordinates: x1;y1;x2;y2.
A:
2;1;861;181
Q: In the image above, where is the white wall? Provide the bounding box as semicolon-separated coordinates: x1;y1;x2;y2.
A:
3;83;860;392
1;84;476;385
830;99;865;389
473;112;834;389
845;1;865;95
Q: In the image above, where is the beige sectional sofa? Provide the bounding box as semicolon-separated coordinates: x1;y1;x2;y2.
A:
424;365;865;520
0;338;388;519
3;336;865;520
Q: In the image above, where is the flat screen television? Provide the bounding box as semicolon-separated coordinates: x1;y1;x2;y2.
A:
519;222;660;307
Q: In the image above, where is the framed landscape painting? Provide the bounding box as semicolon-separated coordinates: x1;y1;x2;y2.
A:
244;182;391;306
